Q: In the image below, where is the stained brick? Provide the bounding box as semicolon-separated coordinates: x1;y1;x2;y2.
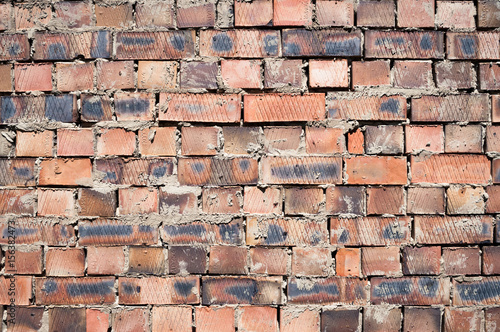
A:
435;61;475;89
483;246;500;274
223;127;260;155
285;187;323;215
57;128;94;157
249;247;288;275
288;277;368;304
162;219;244;245
96;60;135;90
39;158;92;186
447;32;500;60
135;2;174;28
331;216;410;246
443;247;480;275
0;3;11;31
180;61;218;89
128;246;166;275
444;307;482;332
138;61;177;89
362;246;400;276
264;59;303;89
282;29;361;57
402;246;441;275
365;125;403;154
0;34;29;61
159;189;198;214
34;31;111;60
292;247;331;276
328;94;407;120
393;60;433;89
494;158;500;183
447;185;486;215
280;308;319;332
81;94;113;122
325;186;365;215
357;0;395;27
0;158;36;187
54;1;92;28
371;277;450;305
118;276;200;304
177;1;216;28
453;277;500;305
78;219;158;246
95;158;174;186
169;246;207;274
261;156;341;184
202;187;241;214
49;307;86;332
115;92;155;121
480;63;500;90
413;94;490;122
0;217;75;246
178;157;257;185
445;124;482;153
36;277;115;305
116;31;195;59
8;307;44;331
209;246;247;274
364;307;401;332
478;0;500;27
1;95;77;124
321;309;361;332
14;4;52;30
404;307;441;332
202;276;281;305
365;31;444;59
200;29;280;57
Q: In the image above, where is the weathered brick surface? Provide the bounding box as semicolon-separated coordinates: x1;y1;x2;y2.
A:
0;0;495;326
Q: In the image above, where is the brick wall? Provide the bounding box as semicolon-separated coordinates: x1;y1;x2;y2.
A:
0;0;499;331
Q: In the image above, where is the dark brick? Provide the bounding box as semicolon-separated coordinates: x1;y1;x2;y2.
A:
321;309;360;332
36;277;115;305
371;277;450;305
118;276;200;304
95;158;175;186
202;276;281;305
49;307;86;332
78;219;158;246
288;277;368;305
0;34;30;60
365;31;445;59
162;219;244;245
282;29;362;57
169;246;207;274
116;31;195;59
404;307;441;332
33;31;111;60
180;61;218;89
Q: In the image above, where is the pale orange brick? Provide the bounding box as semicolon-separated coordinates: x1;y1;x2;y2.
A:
138;61;177;89
112;308;149;332
37;189;76;217
46;248;85;276
345;156;407;185
367;186;405;215
95;3;133;28
352;60;390;87
16;131;53;157
336;248;360;277
348;129;364;154
398;0;435;28
264;127;302;152
234;0;273;26
97;128;136;156
249;247;288;275
221;60;261;89
280;308;319;332
274;0;312;25
393;60;433;89
118;187;158;215
96;61;135;90
56;62;94;92
196;307;235;332
138;127;177;156
181;127;219;156
54;2;93;29
0;3;11;31
309;60;348;88
407;187;445;214
152;306;192;332
284;187;323;215
316;0;354;26
362;246;400;276
436;1;475;29
243;186;282;214
57;128;94;156
135;2;174;28
14;63;52;92
39;159;93;186
87;309;109;332
202;187;242;214
87;246;126;275
445;124;482;153
447;185;486;215
405;125;444;153
238;306;278;332
292;247;331;276
0;64;12;91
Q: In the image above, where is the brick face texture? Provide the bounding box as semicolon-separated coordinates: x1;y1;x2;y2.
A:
0;0;499;331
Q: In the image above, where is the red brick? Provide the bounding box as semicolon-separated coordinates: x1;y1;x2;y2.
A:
39;159;92;186
96;61;135;90
331;216;410;246
7;247;43;275
81;94;113;122
0;64;12;92
264;127;301;152
36;277;115;305
345;156;406;185
202;276;281;305
78;188;116;217
223;127;260;155
365;125;403;154
305;127;344;154
486;185;500;213
371;277;450;305
0;34;29;61
202;187;242;214
16;130;53;157
404;307;441;332
112;308;149;332
285;187;323;214
169;246;208;274
309;59;348;88
411;154;490;184
0;276;31;305
138;127;177;156
247;217;328;246
38;189;76;217
292;247;331;276
328;94;407;120
209;246;247;274
405;125;444;153
362;246;400;277
393;60;433;89
487;126;500;153
177;1;215;28
54;1;92;28
49;307;86;332
398;0;434;27
262;156;341;184
407;187;445;214
119;276;199;304
180;61;218;89
364;307;401;332
95;157;168;185
414;215;494;244
287;277;368;304
238;306;278;332
435;61;475;90
33;31;111;60
352;60;390;87
264;59;303;89
46;248;85;276
325;186;365;215
95;3;133;28
0;217;75;246
97;128;136;156
163;219;243;245
336;248;360;277
79;219;158;246
200;30;280;57
87;246;126;275
178;157;258;186
436;1;475;29
159;93;241;123
447;185;486;215
249;247;288;275
480;63;500;90
0;3;11;31
119;188;158;215
453;277;500;305
57;128;94;156
14;63;52;92
221;60;261;89
479;0;500;27
245;94;324;122
15;4;52;30
402;246;441;275
274;0;312;25
196;306;235;332
367;186;405;215
243;186;282;214
159;189;198;214
181;127;219;156
135;2;174;28
128;246;166;275
234;0;273;26
447;32;500;60
483;246;500;274
347;128;364;154
115;92;155;121
282;29;362;57
138;61;177;89
443;247;480;275
494;158;500;183
152;306;192;332
445;124;482;153
321;309;361;332
365;31;444;58
357;0;395;27
280;308;319;332
56;62;94;92
444;308;482;332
